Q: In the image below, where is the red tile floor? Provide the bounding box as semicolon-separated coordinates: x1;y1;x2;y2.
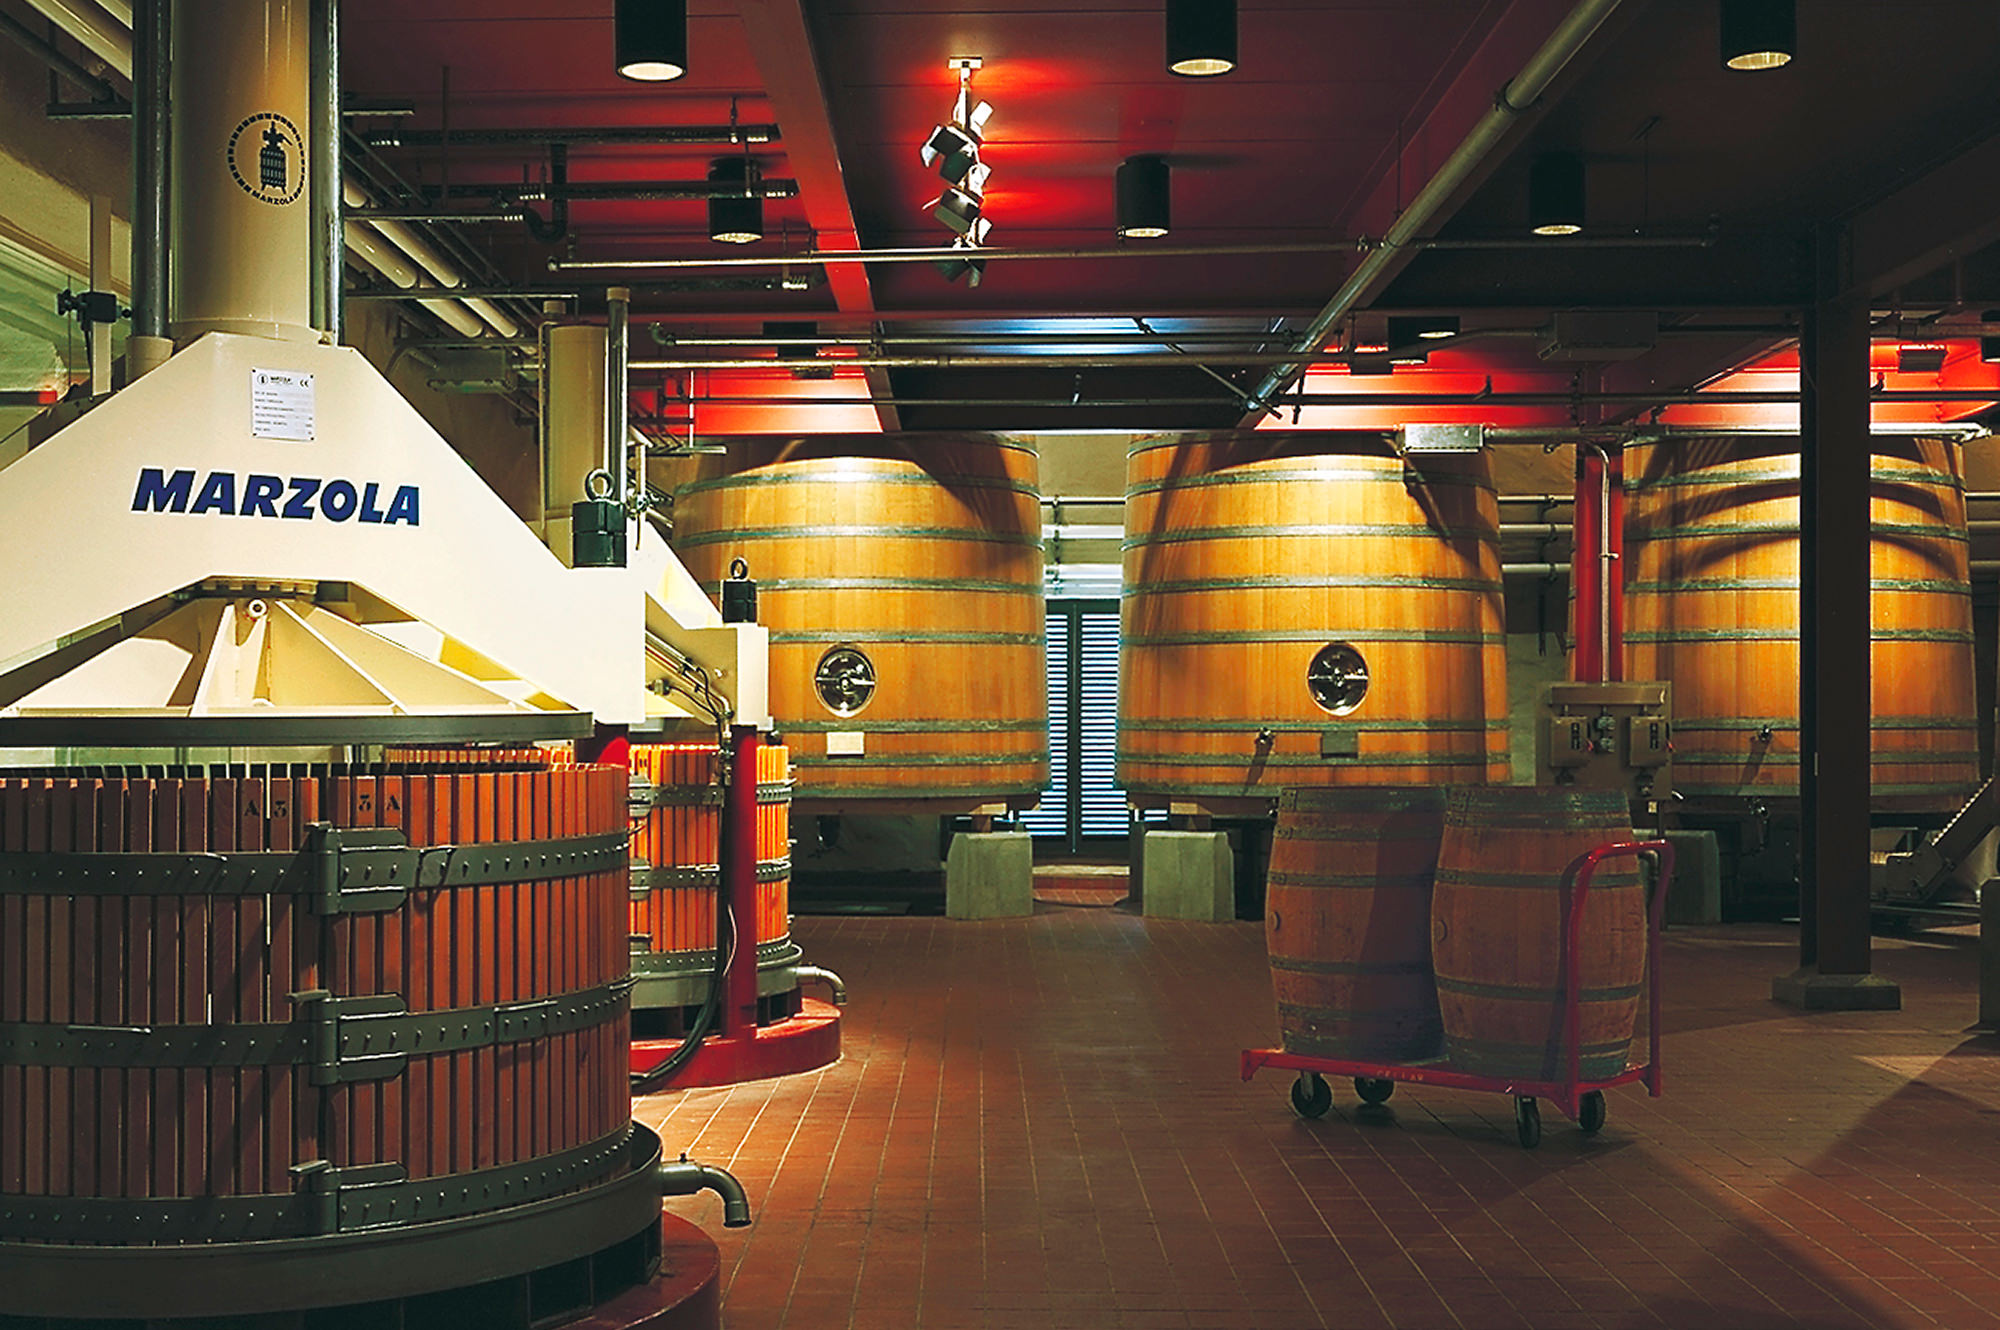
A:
637;906;2000;1330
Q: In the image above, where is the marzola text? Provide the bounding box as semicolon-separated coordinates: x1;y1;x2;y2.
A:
132;467;420;526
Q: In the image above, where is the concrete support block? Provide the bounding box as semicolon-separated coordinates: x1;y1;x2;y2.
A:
1661;829;1722;926
1771;968;1902;1011
1141;831;1235;922
944;831;1033;920
1981;885;1999;1030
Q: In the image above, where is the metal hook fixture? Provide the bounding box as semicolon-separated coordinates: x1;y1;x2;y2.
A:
583;468;616;501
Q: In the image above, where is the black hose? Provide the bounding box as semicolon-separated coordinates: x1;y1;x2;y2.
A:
630;891;734;1093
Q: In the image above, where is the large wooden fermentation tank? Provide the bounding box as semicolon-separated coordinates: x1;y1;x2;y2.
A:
1625;433;1978;810
1120;432;1509;810
672;435;1048;810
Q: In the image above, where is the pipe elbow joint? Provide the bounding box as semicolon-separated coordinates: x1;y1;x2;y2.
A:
657;1157;752;1228
793;964;848;1005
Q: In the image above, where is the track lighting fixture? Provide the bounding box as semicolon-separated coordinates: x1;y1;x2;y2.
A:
1528;151;1586;237
1166;0;1236;76
1388;315;1459;347
707;157;763;244
615;0;688;81
936;237;987;287
921;58;996;281
1720;0;1795;71
1116;155;1171;239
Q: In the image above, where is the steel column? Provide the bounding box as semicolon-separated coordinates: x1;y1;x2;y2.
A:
1775;232;1899;1009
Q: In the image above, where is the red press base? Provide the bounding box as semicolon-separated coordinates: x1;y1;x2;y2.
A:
630;997;842;1088
566;1217;720;1330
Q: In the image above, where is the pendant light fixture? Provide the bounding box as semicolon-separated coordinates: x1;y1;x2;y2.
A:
707;157;763;244
1528;151;1586;237
1720;0;1795;71
616;0;688;82
1116;155;1171;239
1166;0;1235;77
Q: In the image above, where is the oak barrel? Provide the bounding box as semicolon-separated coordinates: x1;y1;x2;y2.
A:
1120;432;1508;809
1625;434;1978;810
672;435;1047;808
0;759;638;1311
1266;787;1446;1061
628;740;796;1009
1432;786;1643;1080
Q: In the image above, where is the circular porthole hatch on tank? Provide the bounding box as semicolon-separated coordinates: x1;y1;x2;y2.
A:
1307;642;1369;715
814;645;877;716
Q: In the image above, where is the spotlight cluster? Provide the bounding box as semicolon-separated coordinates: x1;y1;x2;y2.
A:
922;58;993;285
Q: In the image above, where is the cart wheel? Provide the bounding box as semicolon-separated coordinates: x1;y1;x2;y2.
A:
1290;1072;1333;1120
1578;1090;1606;1136
1514;1097;1542;1149
1353;1077;1395;1105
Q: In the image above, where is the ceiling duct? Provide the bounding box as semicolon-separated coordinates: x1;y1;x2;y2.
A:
1538;311;1660;361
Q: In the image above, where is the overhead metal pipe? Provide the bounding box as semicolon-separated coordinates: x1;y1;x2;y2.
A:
125;0;169;376
1241;0;1628;414
443;179;801;203
309;0;340;341
626;388;2000;408
365;123;781;149
24;0;130;74
551;230;1707;274
348;285;583;302
606;285;630;509
0;8;119;99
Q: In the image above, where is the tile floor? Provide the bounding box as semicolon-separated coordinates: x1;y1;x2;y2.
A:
638;905;2000;1330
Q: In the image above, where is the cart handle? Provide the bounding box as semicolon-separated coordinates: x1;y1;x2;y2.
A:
1560;839;1675;1101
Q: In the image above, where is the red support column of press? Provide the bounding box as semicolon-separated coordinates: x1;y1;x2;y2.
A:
717;724;761;1038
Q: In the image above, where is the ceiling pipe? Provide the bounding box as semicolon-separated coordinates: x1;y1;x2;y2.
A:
26;0;129;74
362;124;780;149
1240;0;1628;416
622;388;2000;408
309;0;341;341
0;7;119;100
342;180;520;337
127;0;166;352
340;220;487;337
550;231;1706;273
20;0;520;340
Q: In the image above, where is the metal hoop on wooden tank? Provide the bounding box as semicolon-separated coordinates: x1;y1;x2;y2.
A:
0;607;690;1325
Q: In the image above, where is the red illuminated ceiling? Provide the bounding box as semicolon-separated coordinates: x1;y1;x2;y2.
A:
336;0;2000;433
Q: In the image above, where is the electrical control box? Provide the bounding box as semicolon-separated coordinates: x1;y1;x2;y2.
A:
1627;713;1671;767
1546;715;1592;767
1534;681;1672;809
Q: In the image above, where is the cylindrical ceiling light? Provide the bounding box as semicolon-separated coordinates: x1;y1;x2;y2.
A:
616;0;688;81
1166;0;1236;77
1720;0;1795;71
1116;155;1171;239
707;157;763;244
1528;151;1586;237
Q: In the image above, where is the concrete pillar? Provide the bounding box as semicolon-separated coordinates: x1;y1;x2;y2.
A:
1141;830;1234;922
945;831;1033;919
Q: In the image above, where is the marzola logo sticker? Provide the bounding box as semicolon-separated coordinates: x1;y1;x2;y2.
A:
132;468;420;526
228;112;305;205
